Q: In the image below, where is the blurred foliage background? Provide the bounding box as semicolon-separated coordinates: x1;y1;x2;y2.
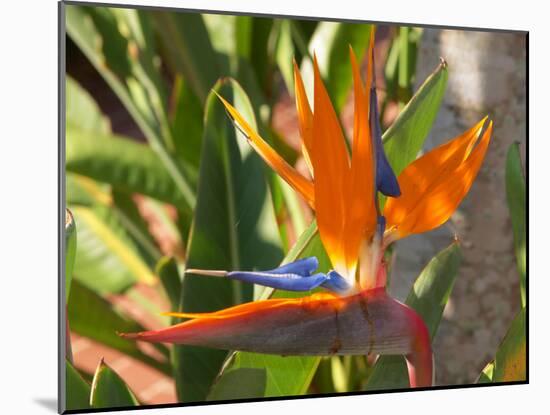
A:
63;3;526;410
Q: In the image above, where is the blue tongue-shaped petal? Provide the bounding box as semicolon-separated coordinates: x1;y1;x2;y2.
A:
227;270;328;291
369;87;401;197
263;256;319;276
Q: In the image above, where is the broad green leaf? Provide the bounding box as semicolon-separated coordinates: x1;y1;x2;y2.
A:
203;14;238;57
207;220;330;400
66;126;194;207
90;359;139;408
152;10;220;105
68;280;170;375
247;18;275;93
366;242;461;390
477;361;495;384
66;360;91;411
66;173;111;207
65;209;77;302
66;5;195;210
67;173;163;275
156;256;182;311
66;76;110;134
72;205;155;293
301;22;372;112
111;190;161;265
172;80;283;402
274;19;296;96
384;27;422;106
170;75;204;171
477;309;526;384
492;308;526;382
506;143;526;307
383;60;448;177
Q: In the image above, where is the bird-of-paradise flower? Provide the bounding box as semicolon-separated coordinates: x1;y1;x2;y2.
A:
120;27;492;389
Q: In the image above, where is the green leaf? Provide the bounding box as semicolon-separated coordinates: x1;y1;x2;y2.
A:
152;10;221;105
477;309;526;384
247;18;275;93
172;79;283;402
477;361;495;384
68;280;170;375
383;60;448;177
170;75;204;171
66;126;193;207
90;359;139;408
207;220;330;400
66;76;110;134
506;143;526;307
71;205;155;293
67;173;163;276
301;22;373;113
66;360;91;410
66;5;195;210
492;308;526;382
274;19;296;96
65;209;77;302
156;256;182;311
111;190;161;265
366;242;462;390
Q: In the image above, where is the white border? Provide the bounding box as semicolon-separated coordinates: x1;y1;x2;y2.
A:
1;0;542;414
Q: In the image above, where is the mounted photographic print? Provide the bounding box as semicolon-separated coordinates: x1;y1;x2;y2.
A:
60;1;528;413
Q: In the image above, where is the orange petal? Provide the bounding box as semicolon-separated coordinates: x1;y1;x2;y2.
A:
385;120;492;238
384;118;486;231
343;46;376;278
216;92;315;208
293;60;315;177
311;55;351;276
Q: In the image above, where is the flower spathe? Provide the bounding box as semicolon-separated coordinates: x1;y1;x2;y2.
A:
120;27;492;389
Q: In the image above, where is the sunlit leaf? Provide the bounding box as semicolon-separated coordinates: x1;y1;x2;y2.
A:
383;60;448;177
72;205;155;293
301;21;373;112
66;76;110;134
65;209;77;302
275;19;296;96
66;126;194;207
66;359;91;411
505;143;526;307
477;360;495;384
493;308;526;382
90;359;139;408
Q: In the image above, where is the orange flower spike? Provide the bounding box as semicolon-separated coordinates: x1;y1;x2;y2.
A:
311;55;352;277
120;287;432;388
293;59;314;176
343;45;376;279
216;92;315;208
385;120;493;239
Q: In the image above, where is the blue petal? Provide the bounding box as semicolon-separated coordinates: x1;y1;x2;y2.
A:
227;270;327;291
369;87;401;197
322;270;352;294
377;215;386;239
263;256;319;276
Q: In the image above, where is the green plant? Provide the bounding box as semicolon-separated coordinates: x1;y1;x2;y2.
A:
63;4;525;410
